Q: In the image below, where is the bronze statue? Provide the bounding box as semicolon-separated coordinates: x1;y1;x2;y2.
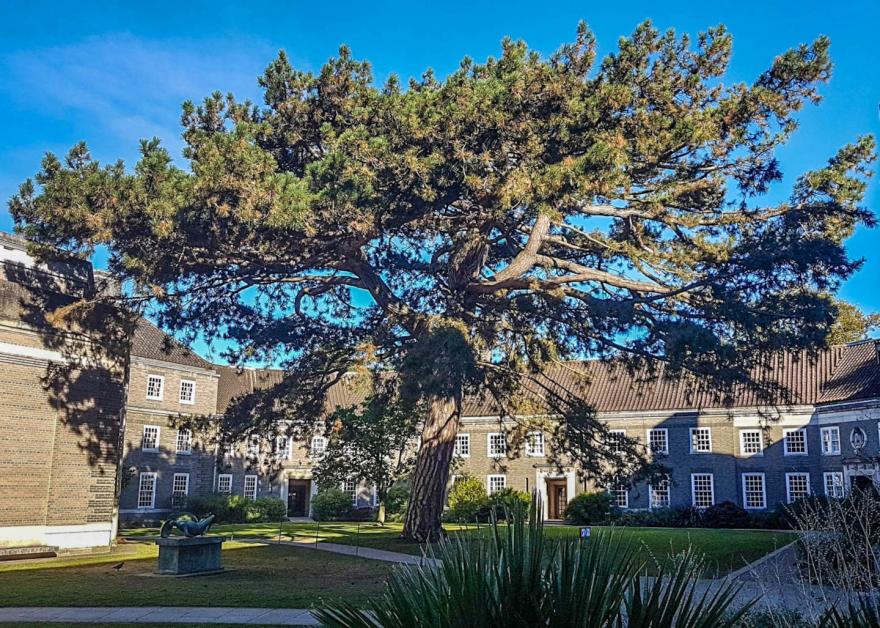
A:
160;512;216;538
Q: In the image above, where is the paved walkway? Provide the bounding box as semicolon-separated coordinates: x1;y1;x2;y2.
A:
0;607;319;625
239;537;441;567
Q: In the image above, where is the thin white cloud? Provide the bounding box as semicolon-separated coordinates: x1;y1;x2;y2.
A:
2;33;276;155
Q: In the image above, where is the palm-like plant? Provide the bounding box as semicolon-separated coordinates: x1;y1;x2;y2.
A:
316;496;753;627
821;596;880;628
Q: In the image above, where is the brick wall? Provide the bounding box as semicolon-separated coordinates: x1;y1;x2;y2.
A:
119;360;219;519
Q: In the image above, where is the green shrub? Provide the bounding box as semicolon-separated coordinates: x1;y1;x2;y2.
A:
251;497;286;522
446;475;488;523
748;510;785;530
187;494;285;524
189;494;232;522
776;495;833;529
616;507;681;528
385;481;410;516
701;501;751;529
226;495;250;522
563;491;615;525
311;488;353;521
486;488;530;520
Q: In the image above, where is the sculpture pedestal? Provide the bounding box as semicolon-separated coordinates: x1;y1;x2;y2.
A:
156;536;224;576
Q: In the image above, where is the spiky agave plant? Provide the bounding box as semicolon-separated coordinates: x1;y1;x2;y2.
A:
315;495;751;627
821;596;880;628
623;550;754;628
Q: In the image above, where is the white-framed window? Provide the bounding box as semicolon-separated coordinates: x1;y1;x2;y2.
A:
244;475;258;500
608;429;627;452
146;374;164;401
246;435;260;458
142;425;160;451
786;472;811;503
172;473;189;498
137;472;157;509
610;483;628;509
526;432;545;457
275;435;292;459
739;429;763;456
310;435;327;458
741;473;766;509
487;433;507;458
487;474;506;495
824;471;845;498
217;473;232;494
454;433;470;458
647;428;668;455
690;428;712;453
820;426;841;456
342;478;358;505
691;473;714;508
784;428;808;456
179;379;195;405
649;476;670;509
176;428;192;454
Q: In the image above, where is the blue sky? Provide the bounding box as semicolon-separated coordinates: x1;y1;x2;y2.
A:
1;0;878;328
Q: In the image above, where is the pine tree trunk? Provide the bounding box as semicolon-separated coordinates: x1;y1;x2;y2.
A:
402;393;461;542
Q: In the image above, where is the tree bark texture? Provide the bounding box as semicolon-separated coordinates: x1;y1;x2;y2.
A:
401;393;461;542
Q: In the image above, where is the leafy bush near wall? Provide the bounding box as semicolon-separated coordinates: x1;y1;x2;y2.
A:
187;495;286;523
616;507;688;528
251;497;287;522
445;475;488;523
575;500;786;530
385;481;410;520
701;501;752;529
563;492;616;525
484;488;531;521
311;488;354;521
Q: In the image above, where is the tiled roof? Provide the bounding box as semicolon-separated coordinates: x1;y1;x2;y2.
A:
818;340;880;404
130;318;214;371
214;341;880;417
215;365;286;413
462;342;880;415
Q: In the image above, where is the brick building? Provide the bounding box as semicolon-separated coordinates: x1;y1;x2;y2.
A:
117;319;220;521
2;229;879;541
0;233;126;550
117;338;880;524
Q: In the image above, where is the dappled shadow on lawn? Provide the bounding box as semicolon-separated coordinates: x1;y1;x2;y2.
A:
0;542;391;609
119;522;796;577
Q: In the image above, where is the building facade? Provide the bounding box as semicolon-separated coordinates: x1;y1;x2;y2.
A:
0;233;127;550
117;319;220;522
2;224;878;543
116;337;880;524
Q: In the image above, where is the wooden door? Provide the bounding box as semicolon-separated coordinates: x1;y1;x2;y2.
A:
287;479;310;517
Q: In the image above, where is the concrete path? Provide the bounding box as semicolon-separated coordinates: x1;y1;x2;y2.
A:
239;537;441;567
0;607;319;625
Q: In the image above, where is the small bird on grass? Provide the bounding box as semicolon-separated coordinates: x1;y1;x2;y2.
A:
111;561;125;571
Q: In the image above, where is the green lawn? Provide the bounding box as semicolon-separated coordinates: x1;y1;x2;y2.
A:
121;521;797;576
0;523;795;609
0;541;390;608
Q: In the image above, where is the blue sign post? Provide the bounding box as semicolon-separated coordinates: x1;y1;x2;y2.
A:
580;527;591;538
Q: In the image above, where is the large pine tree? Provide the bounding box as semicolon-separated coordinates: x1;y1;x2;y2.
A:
10;22;875;541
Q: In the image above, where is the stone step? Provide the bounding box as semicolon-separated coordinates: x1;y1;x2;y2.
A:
0;545;58;562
